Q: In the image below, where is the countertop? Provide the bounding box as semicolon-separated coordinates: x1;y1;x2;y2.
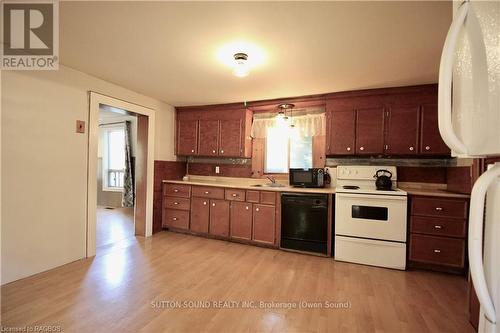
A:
162;177;470;198
162;176;336;194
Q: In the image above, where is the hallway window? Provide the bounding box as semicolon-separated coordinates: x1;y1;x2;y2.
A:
103;126;125;190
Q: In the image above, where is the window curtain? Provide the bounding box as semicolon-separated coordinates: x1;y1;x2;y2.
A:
122;120;134;207
251;111;326;138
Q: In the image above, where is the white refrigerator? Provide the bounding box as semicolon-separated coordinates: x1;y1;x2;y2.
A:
438;1;500;332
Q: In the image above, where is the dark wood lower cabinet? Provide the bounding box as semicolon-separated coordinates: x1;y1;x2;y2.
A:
209;199;230;237
190;197;210;234
230;202;253;240
253;204;275;244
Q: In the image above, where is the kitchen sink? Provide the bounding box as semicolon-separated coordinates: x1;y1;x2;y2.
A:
251;183;286;188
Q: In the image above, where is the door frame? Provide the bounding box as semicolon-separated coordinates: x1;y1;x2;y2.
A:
87;92;156;257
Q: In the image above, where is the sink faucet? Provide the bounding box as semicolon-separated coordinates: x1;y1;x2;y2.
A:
266;175;276;184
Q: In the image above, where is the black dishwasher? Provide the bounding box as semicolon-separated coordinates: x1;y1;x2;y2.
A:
281;193;328;255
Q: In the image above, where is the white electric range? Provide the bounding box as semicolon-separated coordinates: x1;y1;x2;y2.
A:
334;165;408;270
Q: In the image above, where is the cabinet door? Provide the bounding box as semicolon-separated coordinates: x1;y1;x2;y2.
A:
385;106;420;155
190;197;210;234
230;202;253;240
177;119;198;155
209;199;230;238
327;110;356;155
420;104;450;155
198;120;219;156
219;119;242;157
252;204;275;245
356;108;385;155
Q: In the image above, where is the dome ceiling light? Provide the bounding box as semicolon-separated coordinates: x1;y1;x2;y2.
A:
233;53;249;77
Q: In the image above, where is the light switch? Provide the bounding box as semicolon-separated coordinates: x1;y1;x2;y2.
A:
76;120;85;134
215;166;220;174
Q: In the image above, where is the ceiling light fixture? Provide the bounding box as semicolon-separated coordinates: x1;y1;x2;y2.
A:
233;53;249;77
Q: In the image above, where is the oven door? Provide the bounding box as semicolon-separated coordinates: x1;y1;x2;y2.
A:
335;193;407;242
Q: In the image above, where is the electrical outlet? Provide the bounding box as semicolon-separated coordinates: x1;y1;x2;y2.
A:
76;120;85;134
215;166;220;174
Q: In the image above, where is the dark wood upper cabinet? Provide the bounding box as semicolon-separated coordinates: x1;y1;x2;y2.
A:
356;108;385;155
219;119;242;157
176;108;252;157
420;104;450;155
177;119;198;156
327;110;356;155
385;106;420;155
198;120;219;156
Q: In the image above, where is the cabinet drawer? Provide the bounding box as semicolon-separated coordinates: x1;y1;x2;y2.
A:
164;197;191;211
225;189;246;201
411;196;468;219
163;209;189;230
192;186;224;199
246;190;260;203
411;216;466;238
163;184;191;198
260;191;276;205
409;234;465;267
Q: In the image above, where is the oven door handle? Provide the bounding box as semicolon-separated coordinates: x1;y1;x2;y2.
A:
335;193;407;201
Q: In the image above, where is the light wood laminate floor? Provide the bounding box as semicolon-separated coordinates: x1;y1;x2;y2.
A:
96;207;134;250
1;232;474;333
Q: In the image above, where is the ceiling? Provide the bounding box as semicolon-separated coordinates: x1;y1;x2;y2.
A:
60;1;451;107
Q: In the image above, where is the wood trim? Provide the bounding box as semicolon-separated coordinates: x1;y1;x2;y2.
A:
135;115;149;236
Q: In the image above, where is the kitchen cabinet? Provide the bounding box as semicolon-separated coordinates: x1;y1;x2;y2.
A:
177;119;198;156
190;197;210;234
408;195;469;273
230;201;253;240
175;108;252;158
198;120;219;156
162;184;191;231
356;108;385;155
252;204;275;245
327;109;356;155
420;104;450;155
209;199;230;238
219;119;242;156
385;106;420;155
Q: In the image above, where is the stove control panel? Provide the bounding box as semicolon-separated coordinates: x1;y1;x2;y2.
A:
337;165;397;180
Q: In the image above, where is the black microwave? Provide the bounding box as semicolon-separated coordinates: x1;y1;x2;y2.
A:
289;168;324;188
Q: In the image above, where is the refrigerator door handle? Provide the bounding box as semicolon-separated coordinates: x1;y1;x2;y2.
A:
468;164;500;324
438;0;469;155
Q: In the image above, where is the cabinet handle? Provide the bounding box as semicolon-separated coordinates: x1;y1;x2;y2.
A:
434;225;443;229
359;146;365;151
191;149;195;153
220;150;224;154
246;206;249;210
174;189;179;193
346;147;351;151
425;146;431;151
203;201;207;205
255;208;260;212
433;249;441;253
435;207;443;211
212;150;216;154
173;202;179;205
204;191;209;194
409;146;414;151
232;193;237;197
212;203;216;207
172;217;178;221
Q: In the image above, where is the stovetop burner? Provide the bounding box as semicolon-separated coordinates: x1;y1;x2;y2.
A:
343;185;360;190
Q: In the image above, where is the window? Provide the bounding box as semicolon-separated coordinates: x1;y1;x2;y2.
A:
265;127;312;173
102;126;125;190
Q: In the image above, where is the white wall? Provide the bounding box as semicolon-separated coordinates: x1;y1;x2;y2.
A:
1;65;176;284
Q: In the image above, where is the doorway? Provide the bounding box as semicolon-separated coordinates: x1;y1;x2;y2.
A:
87;92;155;257
96;106;137;252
